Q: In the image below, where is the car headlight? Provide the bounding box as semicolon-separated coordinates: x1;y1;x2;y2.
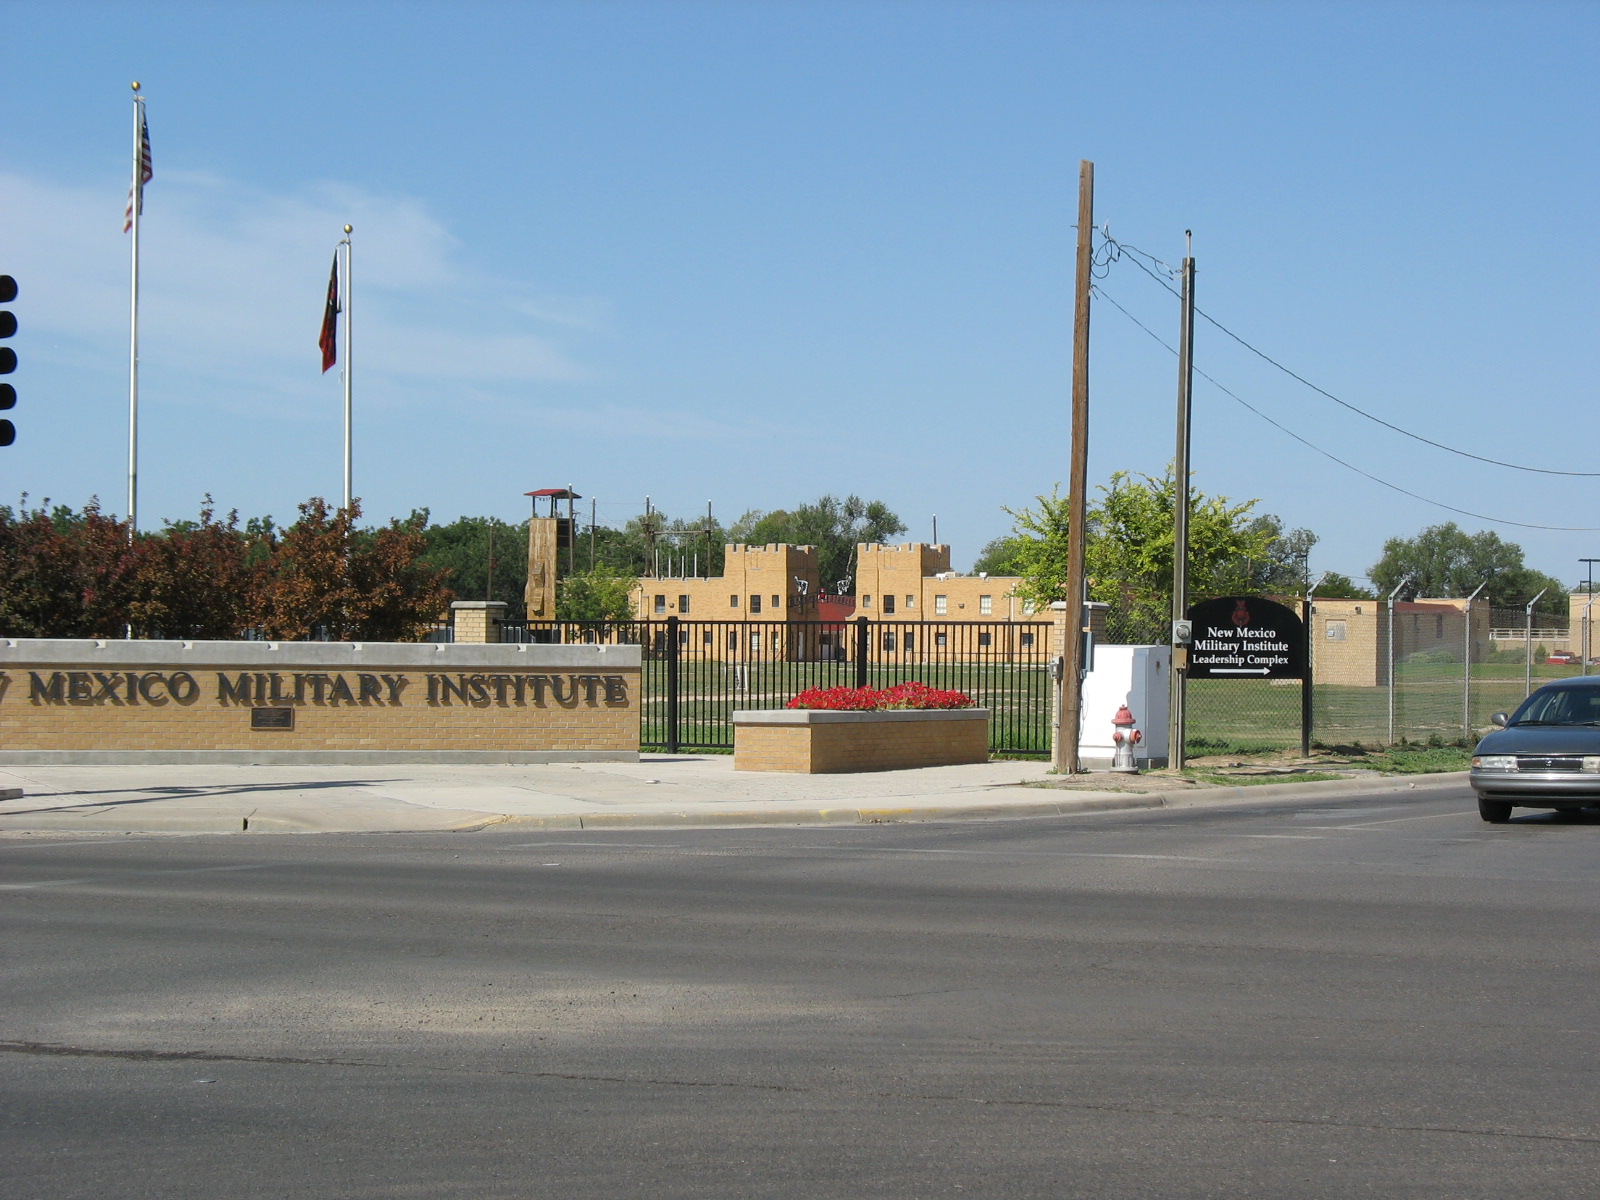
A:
1472;755;1517;770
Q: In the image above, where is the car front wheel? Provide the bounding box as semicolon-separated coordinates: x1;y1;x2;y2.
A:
1478;798;1513;823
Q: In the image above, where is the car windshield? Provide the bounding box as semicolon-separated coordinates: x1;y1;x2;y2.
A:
1511;688;1600;726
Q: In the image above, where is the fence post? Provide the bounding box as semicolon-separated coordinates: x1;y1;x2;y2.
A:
1524;588;1546;698
1463;582;1486;742
855;617;870;689
1300;597;1313;756
665;615;680;754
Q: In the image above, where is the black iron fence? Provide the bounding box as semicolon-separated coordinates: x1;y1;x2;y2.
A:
506;616;1055;755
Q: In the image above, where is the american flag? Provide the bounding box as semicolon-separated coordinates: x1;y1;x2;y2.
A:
122;115;152;233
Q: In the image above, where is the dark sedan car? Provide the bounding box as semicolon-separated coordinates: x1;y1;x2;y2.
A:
1471;676;1600;822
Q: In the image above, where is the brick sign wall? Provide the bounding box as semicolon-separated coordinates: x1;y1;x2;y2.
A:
0;639;641;764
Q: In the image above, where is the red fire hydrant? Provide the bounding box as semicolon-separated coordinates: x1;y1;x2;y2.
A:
1111;704;1142;773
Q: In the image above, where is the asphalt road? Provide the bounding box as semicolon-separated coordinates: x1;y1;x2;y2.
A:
5;783;1600;1198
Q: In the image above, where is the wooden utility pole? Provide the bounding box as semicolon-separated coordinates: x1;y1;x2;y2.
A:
1055;160;1094;774
1169;236;1195;770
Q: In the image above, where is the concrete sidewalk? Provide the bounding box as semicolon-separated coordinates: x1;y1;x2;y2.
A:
0;756;1469;835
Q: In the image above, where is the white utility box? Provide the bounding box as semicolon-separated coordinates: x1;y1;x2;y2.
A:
1076;645;1171;769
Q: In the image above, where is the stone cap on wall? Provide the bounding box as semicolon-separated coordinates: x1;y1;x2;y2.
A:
0;638;641;671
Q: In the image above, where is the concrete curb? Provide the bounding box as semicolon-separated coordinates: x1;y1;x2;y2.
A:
489;794;1168;831
476;773;1470;832
0;771;1473;836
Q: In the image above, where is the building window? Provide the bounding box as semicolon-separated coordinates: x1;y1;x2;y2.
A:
935;632;948;648
772;594;780;610
652;630;666;651
979;594;992;615
728;631;738;650
750;594;762;614
1020;632;1035;649
703;630;713;645
905;595;915;609
730;594;739;608
862;594;872;608
882;632;896;651
978;632;992;648
1020;599;1035;616
904;632;915;652
1326;620;1347;641
679;629;689;646
654;594;666;615
750;631;762;652
934;595;948;615
883;595;896;614
679;595;690;614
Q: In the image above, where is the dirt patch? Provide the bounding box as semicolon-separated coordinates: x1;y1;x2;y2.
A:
1033;746;1445;792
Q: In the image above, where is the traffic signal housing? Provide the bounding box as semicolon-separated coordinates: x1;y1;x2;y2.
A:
0;274;14;447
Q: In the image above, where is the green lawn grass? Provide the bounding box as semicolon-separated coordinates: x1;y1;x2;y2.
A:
638;652;1560;755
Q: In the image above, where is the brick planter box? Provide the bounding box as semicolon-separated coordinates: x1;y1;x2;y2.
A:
732;708;989;774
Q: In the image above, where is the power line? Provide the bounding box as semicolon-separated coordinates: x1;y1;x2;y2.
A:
1092;283;1600;533
1098;233;1600;479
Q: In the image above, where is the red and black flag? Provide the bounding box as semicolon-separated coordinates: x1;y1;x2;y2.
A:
319;253;340;372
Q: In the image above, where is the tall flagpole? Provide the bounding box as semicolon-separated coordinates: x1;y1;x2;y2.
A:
127;81;146;532
341;225;352;512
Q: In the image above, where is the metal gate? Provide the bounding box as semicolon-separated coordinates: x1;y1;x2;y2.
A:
517;616;1054;756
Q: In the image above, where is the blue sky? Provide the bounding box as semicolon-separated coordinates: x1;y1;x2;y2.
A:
3;0;1595;590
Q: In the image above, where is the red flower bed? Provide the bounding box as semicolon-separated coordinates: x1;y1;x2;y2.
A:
785;681;974;711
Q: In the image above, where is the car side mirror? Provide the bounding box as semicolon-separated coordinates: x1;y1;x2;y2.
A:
1491;712;1510;728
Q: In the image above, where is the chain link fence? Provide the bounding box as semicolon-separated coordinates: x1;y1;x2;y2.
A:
1103;597;1575;754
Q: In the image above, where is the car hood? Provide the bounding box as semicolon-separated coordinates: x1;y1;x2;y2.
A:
1475;725;1600;755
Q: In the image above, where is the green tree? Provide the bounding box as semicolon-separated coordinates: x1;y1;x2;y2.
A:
1369;522;1565;613
970;534;1030;577
557;564;637;622
583;510;727;578
1003;469;1291;642
1309;572;1373;600
420;514;528;612
730;494;906;588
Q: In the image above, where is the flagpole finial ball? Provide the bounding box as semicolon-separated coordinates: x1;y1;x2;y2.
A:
131;81;141;91
344;225;353;234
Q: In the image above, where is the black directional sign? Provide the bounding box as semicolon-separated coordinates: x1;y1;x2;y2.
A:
1185;596;1306;680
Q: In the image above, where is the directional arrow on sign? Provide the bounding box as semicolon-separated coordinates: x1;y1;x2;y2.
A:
1210;668;1271;675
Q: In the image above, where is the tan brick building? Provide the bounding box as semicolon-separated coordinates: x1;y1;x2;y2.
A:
633;543;822;623
850;542;1043;663
624;541;1047;663
1309;597;1493;686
